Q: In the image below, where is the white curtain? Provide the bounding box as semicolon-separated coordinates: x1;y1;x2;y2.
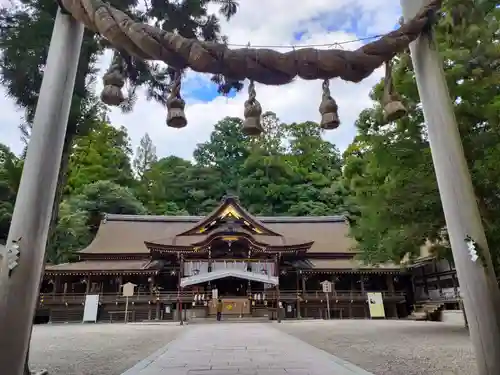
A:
184;261;209;276
250;261;275;276
212;260;247;272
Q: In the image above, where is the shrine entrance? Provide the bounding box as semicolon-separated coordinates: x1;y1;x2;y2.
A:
212;277;247;297
180;268;279;318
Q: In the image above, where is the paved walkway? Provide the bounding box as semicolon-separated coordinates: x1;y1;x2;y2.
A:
120;323;374;375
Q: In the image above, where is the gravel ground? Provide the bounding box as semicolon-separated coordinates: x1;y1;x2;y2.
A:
28;320;475;375
29;323;183;375
276;320;476;375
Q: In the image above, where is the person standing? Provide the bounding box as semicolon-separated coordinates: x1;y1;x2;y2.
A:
216;298;223;321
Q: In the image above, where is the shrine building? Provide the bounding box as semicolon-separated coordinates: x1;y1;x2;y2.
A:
36;196;458;324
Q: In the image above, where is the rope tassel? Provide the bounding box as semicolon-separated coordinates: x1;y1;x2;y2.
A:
100;51;126;106
319;80;340;129
242;81;263;136
382;60;407;123
166;71;187;128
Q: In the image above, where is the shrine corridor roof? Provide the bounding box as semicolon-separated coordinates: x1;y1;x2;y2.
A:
44;259;160;275
78;214;353;254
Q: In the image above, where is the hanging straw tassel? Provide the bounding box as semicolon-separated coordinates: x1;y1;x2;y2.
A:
166;71;187;128
382;60;407;123
242;80;264;136
100;51;126;106
319;79;340;129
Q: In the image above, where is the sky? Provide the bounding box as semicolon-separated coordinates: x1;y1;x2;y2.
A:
0;0;403;160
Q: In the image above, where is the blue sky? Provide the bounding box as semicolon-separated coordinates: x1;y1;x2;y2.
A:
0;0;402;160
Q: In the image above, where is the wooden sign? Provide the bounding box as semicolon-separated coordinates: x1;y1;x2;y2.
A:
321;280;332;293
122;282;137;297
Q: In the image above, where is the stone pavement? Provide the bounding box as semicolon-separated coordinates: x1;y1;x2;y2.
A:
120;323;374;375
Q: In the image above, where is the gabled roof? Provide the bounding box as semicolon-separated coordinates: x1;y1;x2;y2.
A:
176;195;281;236
144;196;318;253
79;200;353;255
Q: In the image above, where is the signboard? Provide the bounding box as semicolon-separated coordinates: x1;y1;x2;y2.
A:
212;288;218;300
367;292;385;318
165;306;171;313
82;294;99;323
122;282;136;297
321;280;332;293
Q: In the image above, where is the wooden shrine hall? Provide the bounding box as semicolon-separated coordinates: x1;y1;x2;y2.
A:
37;196;409;323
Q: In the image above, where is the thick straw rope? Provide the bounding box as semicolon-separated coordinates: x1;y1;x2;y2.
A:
60;0;441;85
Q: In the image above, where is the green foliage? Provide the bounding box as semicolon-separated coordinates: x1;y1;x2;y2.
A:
68;180;147;235
9;0;500;276
343;2;500;268
0;144;22;242
8;111;344;262
67;122;135;192
46;202;90;264
134;133;158;179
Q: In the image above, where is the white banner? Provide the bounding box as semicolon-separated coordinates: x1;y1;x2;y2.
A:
250;261;275;276
367;292;385;318
82;294;99;323
184;261;209;276
212;260;247;272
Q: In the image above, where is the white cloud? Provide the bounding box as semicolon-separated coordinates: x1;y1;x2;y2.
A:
0;0;402;159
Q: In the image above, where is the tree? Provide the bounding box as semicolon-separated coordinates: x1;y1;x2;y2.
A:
46;202;90;264
67;121;135;192
68;180;147;236
0;144;22;242
284;121;344;216
194;117;250;193
343;1;500;266
134;133;157;179
137;156;195;214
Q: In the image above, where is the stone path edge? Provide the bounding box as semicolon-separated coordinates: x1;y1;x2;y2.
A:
268;325;375;375
120;326;189;375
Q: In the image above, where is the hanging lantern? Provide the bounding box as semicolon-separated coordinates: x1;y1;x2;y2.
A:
100;51;126;106
319;80;340;129
166;71;187;128
242;80;264;136
382;60;407;123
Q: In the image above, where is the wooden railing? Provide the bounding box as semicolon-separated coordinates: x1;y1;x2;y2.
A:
266;289;406;301
39;289;405;305
416;290;461;302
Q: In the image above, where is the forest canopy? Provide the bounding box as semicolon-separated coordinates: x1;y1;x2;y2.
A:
1;0;500;273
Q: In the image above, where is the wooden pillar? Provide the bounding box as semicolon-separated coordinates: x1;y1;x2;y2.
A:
385;274;398;318
331;275;336;294
85;275;91;294
452;273;459;298
386;274;395;293
208;247;212;290
296;271;301;319
53;275;61;295
149;275;155;293
117;276;123;294
275;254;281;322
348;275;354;318
437;274;443;297
360;275;368;318
178;254;184;325
155;300;161;320
423;269;429;297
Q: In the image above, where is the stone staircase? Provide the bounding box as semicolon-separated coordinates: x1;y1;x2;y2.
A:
410;303;444;321
189;316;271;324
